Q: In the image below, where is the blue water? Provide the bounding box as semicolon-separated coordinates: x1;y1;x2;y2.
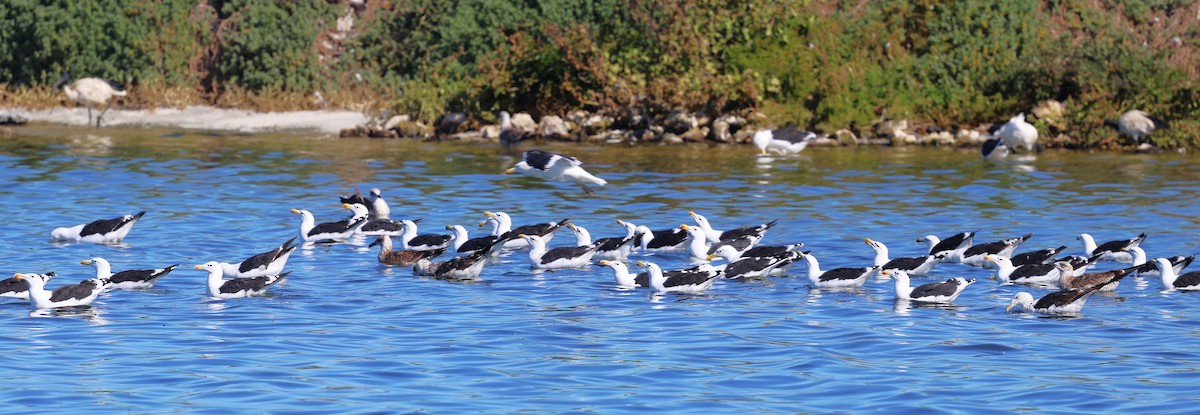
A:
3;129;1200;414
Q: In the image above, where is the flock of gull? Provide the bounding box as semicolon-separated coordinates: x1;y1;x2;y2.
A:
5;149;1197;317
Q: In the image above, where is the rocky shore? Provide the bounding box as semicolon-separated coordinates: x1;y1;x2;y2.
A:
341;99;1080;149
3;98;1109;151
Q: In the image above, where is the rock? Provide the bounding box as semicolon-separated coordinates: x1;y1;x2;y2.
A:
393;120;434;138
711;118;732;143
437;112;467;135
539;115;570;140
0;110;28;125
732;128;756;144
581;114;613;134
511;113;537;132
874;118;909;139
480;125;500;141
834;129;859;145
665;111;699;133
1032;99;1064;120
811;136;838;146
340;126;369;137
446;131;489;142
383;115;410;131
930;131;955;146
588;129;625;143
680;126;709;143
663;133;684;144
368;128;398;139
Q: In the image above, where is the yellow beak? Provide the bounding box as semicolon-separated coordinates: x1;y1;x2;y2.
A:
81;260;92;265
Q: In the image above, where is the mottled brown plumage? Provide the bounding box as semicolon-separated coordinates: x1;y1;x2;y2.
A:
371;235;446;266
1059;264;1139;292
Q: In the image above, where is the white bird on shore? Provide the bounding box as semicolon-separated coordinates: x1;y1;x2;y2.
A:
995;113;1038;153
53;73;127;128
752;128;816;155
1106;110;1169;146
505;150;607;195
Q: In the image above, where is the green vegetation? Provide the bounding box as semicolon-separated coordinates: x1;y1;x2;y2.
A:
1;0;1196;147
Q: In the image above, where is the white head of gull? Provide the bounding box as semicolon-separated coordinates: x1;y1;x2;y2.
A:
598;260;646;288
680;224;713;261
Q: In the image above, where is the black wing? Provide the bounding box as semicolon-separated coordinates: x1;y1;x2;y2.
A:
719;220;777;241
910;279;963;299
49;279;104;302
523;150;562;170
742;244;794;258
109;265;177;284
502;219;566;240
459;235;499;253
596;234;636;252
239;237;297;273
79;211;144;237
1009;263;1058;281
662;271;717;288
340;189;370;206
725;257;775;278
929;232;973;254
0;276;26;295
1174;271;1200;288
1034;289;1092;310
819;267;871;282
707;236;755;255
772;128;816;144
1011;245;1066;267
361;219;402;233
964;241;1007;257
410;234;452;248
437;249;492;274
646;228;687;249
1094;234;1146;254
309;219;356;236
219;273;287;294
540;245;597;264
883;256;926;271
981;138;1003;157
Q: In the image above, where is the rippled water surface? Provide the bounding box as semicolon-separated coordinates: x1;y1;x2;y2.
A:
3;127;1200;414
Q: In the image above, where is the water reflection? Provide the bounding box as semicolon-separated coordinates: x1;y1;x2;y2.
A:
27;306;111;326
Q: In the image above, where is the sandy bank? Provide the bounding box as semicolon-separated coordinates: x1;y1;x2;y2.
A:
6;106;368;135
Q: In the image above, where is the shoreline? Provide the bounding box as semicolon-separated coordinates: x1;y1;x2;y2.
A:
2;106;367;135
